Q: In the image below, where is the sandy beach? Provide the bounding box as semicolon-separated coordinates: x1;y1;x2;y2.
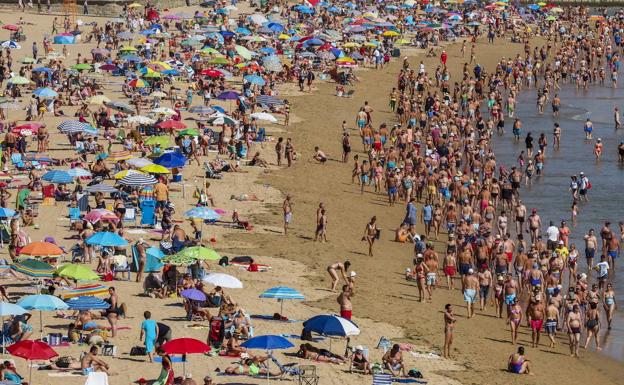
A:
0;2;621;385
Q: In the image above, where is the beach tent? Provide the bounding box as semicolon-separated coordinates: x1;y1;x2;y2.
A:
53;35;75;44
131;246;164;273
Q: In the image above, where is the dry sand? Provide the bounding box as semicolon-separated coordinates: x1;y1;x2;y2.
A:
0;4;621;385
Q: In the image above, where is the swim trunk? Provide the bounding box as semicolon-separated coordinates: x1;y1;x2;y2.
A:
82;367;94;376
426;272;436;286
388;186;398;195
464;289;477;303
479;285;490;299
340;310;352;320
459;263;472;276
505;293;516;305
357;119;366;129
545;319;557;334
608;250;618;259
84;321;98;330
530;319;543;331
443;266;456;276
505;252;513;263
585;248;595;259
284;212;292;224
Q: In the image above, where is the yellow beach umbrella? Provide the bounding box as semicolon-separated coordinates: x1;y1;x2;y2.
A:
278;33;291;40
336;57;355;64
150;61;172;70
537;2;546;5
343;42;360;48
382;30;400;37
114;169;145;180
141;164;170;174
363;42;378;48
119;46;138;52
128;2;142;8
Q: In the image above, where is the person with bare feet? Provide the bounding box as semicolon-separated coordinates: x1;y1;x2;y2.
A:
81;346;110;375
443;304;456;359
337;285;354;320
566;304;582;357
545;299;559;348
327;261;351;292
526;296;545;348
509;299;522;345
583;302;601;351
362;216;378;256
508;346;532;375
462;269;479;318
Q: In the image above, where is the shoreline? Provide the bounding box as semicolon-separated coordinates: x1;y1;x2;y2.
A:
243;36;624;385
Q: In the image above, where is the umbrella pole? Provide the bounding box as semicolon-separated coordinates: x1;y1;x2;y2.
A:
40;310;43;340
279;300;283;317
1;315;4;354
29;360;32;385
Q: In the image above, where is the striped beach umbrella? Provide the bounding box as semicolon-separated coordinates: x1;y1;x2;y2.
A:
188;105;215;115
260;286;305;315
66;296;110;311
58;120;90;134
118;173;157;187
61;284;109;300
108;150;133;161
42;170;73;184
85;183;119;194
66;167;92;178
11;259;54;278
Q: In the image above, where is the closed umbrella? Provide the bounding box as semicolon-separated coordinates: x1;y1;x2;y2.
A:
259;287;305;315
86;232;129;247
202;273;243;289
17;294;68;338
8;340;58;384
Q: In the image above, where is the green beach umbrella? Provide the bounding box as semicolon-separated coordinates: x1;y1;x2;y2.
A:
144;135;171;147
160;254;195;266
8;76;31;85
12;259;54;278
143;71;161;78
72;63;93;71
177;246;221;261
200;47;219;55
56;264;99;281
178;128;200;136
235;45;253;60
21;57;36;63
208;57;229;65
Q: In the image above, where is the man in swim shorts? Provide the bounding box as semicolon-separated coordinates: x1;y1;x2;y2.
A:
462;269;479;318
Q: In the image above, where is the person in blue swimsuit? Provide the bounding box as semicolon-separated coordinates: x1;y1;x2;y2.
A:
507;346;531;374
140;311;159;363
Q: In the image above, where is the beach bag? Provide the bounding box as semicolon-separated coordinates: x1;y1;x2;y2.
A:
130;346;147;356
371;362;384;374
587;181;592;190
218;256;229;266
408;369;423;378
55;356;73;368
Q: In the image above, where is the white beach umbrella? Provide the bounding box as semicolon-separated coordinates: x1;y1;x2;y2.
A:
250;112;278;123
202;273;243;289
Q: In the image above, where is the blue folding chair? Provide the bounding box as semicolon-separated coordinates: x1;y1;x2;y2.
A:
140;200;156;227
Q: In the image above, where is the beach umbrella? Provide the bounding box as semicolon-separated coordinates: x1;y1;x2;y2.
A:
118;173;157;187
153;107;177;116
56;264;100;281
240;335;294;383
61;284;109;300
126;156;155;167
11;259;54;278
127;78;147;88
181;289;206;302
85;209;119;223
85;183;118;194
260;287;305;315
161;338;210;373
17;294;69;338
208;57;229;65
178;129;200;137
121;54;141;62
1;41;21;49
156;120;186;130
66;296;110;311
72;63;92;71
8;340;58;384
216;91;240;100
154;153;186;168
140;164;170;174
201;68;224;78
53;35;75;44
202;273;242;289
234;45;253;60
244;74;266;86
33;87;58;98
20;241;64;257
66;167;91;178
58;120;90;134
0;302;27;351
127;115;155;125
177;246;221;261
91;48;110;55
0;208;16;218
86;232;129;247
303;315;360;337
150;91;168;98
188;105;214;115
2;25;19;31
255;95;284;106
7;76;30;85
184;207;220;221
250;112;278;123
42;170;73;184
114;169;144;180
87;95;111;105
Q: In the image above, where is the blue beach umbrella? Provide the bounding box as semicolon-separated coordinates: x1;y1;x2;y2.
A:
260;286;305;315
184;207;220;221
244;74;266;86
154;152;187;168
34;87;58;98
235;27;251;35
0;208;16;217
66;296;111;311
121;54;142;62
86;232;129;247
240;335;294;350
42;170;72;184
267;22;284;32
303;314;360;337
17;294;69;338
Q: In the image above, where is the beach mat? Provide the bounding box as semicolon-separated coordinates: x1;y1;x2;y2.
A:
251;315;300;323
281;333;325;342
48;372;83;377
393;379;427;384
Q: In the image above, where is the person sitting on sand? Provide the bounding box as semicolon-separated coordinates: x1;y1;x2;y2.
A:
9;314;33;342
312;146;327;163
395;223;409;242
0;361;26;384
224;355;281;377
249;152;268;167
81;346;110;375
349;345;371;374
507;346;532;375
296;343;346;364
382;344;406;377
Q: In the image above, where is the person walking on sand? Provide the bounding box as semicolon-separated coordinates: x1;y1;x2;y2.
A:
462;269;479;318
362;216;378;256
566;304;582;357
283;195;292;235
443;304;455;359
527;296;545;348
140;311;158;363
327;261;351;292
584;302;601;350
545;299;559;348
337;285;353;320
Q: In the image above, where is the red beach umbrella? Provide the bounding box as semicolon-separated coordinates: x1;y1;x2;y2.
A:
157;120;186;130
201;68;224;78
161;338;210;372
2;25;19;31
8;340;58;384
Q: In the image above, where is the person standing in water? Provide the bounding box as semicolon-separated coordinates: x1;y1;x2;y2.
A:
614;107;621;129
584;118;593;140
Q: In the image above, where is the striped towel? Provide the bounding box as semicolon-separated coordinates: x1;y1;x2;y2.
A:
373;374;392;385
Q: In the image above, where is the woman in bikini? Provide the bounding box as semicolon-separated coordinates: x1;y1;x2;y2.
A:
297;343;345;364
507;346;531;375
508;299;522;345
362;216;378;257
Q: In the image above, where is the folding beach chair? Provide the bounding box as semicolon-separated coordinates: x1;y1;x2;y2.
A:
84;371;109;385
69;207;82;227
140;200;156;227
297;365;319;385
112;254;131;281
122;207;137;227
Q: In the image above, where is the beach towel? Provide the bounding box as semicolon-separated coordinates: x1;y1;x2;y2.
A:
393;379;427;384
48;372;83;377
84;371;110;385
154;356;186;363
251;315;300;323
